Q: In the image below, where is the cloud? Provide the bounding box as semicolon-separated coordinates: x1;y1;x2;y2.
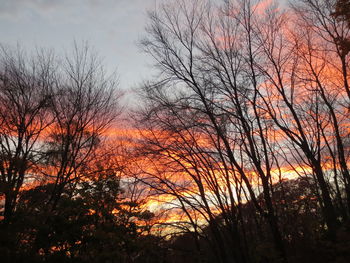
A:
0;0;65;20
0;0;58;13
0;0;154;19
0;0;160;89
0;0;126;21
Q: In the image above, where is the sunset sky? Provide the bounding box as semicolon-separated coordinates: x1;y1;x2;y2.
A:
1;1;349;262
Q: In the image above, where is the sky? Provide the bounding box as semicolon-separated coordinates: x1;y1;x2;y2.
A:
0;0;284;101
0;0;165;94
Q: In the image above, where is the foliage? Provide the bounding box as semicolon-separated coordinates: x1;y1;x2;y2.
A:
0;170;160;263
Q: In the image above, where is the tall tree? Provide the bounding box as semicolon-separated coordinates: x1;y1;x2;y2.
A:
43;44;121;210
0;46;54;223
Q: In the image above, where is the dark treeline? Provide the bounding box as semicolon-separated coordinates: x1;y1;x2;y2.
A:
1;0;350;263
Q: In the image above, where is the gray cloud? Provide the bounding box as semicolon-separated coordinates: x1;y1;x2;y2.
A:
0;0;61;17
0;0;132;20
0;0;162;89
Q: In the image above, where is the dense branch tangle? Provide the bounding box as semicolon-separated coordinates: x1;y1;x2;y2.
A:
0;44;120;222
137;0;350;262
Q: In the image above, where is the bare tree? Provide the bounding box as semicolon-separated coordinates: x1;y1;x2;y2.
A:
0;46;55;223
0;43;121;222
136;0;350;261
44;44;121;210
137;0;290;261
